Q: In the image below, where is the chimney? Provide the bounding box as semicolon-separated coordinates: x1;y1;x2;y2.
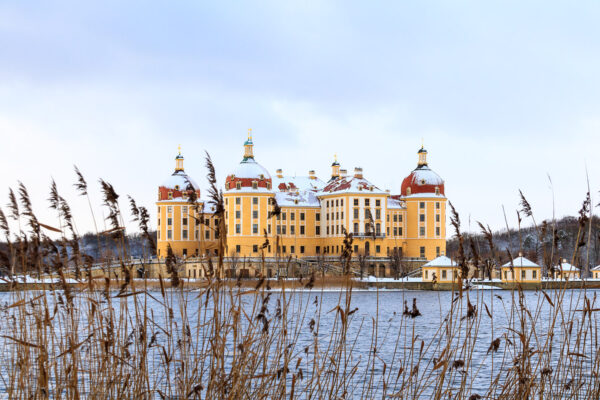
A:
308;170;316;180
354;167;363;179
340;169;347;177
276;168;283;178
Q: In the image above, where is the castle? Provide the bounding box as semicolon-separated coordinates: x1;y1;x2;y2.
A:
156;132;447;263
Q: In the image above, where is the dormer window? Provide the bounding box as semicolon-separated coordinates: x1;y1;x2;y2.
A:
168;191;173;199
420;179;426;185
435;187;440;195
226;182;230;190
252;181;258;189
259;174;264;180
266;182;271;190
236;182;241;190
406;187;411;196
174;185;180;191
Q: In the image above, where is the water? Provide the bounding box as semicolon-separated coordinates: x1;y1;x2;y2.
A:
0;287;598;398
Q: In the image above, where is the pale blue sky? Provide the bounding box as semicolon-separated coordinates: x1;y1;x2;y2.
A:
1;1;599;235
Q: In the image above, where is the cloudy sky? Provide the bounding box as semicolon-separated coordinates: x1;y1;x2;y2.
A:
1;1;599;236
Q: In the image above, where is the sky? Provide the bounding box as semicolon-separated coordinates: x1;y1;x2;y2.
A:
0;0;599;237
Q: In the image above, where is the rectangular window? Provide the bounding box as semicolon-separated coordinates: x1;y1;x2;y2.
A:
522;270;526;279
504;271;508;279
365;199;370;206
282;245;286;253
300;225;305;235
277;225;281;235
205;230;210;239
436;246;440;257
335;199;339;207
420;227;426;236
291;212;295;221
182;206;188;214
316;226;321;235
533;271;537;279
158;218;161;226
326;226;329;235
236;210;241;219
316;213;320;221
393;227;397;236
253;210;258;219
354;222;359;233
236;245;241;253
354;199;359;206
399;227;403;236
376;245;380;253
167;230;172;240
182;218;188;225
436;214;440;222
236;224;241;234
290;225;295;235
300;246;305;254
282;213;287;221
420;202;425;209
442;270;447;279
436;227;441;236
291;246;295;254
399;215;403;222
253;224;258;234
282;226;287;235
168;206;173;214
340;199;344;206
236;197;241;205
316;246;320;254
353;244;358;253
420;214;425;222
167;218;172;226
182;230;188;239
253;197;258;205
268;224;272;234
436;202;440;209
420;246;425;258
300;212;305;221
393;215;397;222
376;199;381;206
253;244;258;253
375;209;381;219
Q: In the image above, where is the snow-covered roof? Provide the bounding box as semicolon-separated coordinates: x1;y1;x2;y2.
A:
273;175;325;192
275;191;320;208
423;256;457;267
502;256;539;268
320;176;386;195
161;171;199;190
407;166;444;186
556;261;579;272
231;159;271;180
592;265;600;271
401;193;446;199
387;197;405;209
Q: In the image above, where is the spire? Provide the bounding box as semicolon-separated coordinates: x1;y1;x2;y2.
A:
331;154;340;180
175;146;184;172
417;143;428;167
243;129;254;161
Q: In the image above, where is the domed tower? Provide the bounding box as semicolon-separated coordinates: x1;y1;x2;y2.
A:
156;147;206;259
401;145;447;260
224;130;275;258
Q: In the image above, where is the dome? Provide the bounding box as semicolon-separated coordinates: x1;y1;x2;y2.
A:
161;170;199;191
225;135;273;192
401;146;445;197
158;150;201;201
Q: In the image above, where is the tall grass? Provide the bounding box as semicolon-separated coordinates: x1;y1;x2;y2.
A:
0;160;598;399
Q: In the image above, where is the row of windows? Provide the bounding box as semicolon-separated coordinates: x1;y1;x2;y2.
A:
159;229;219;241
419;201;442;209
232;244;405;256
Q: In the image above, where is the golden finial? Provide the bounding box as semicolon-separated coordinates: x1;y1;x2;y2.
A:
178;144;182;155
248;128;252;141
421;138;424;149
334;153;337;162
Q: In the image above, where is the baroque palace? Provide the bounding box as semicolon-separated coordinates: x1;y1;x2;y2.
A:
156;132;447;264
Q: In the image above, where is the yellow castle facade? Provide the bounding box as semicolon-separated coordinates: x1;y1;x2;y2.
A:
156;134;447;262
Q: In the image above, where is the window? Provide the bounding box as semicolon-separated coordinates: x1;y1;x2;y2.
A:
522;270;526;279
168;206;173;214
205;230;210;239
425;270;428;279
236;197;241;205
253;197;258;205
253;210;258;219
168;192;173;199
436;202;440;209
282;246;286;253
326;226;329;235
300;212;305;221
504;271;508;279
291;212;295;221
276;225;281;235
420;202;425;209
436;215;440;222
300;246;305;254
253;224;258;234
167;218;173;226
300;226;305;235
236;182;241;190
376;199;381;207
435;187;440;195
291;246;295;254
399;227;403;236
365;199;370;206
158;218;161;226
236;245;241;253
341;199;344;206
268;224;272;234
436;246;440;257
354;223;359;233
253;245;258;253
533;271;537;279
376;223;381;234
290;225;295;235
393;227;397;236
236;224;241;234
420;214;425;222
375;209;381;219
326;213;329;221
167;230;172;240
182;230;188;239
316;246;320;254
336;212;339;220
354;199;359;206
316;226;320;235
182;218;188;225
436;227;441;236
420;227;426;236
376;245;381;253
282;213;287;221
420;246;425;258
399;215;403;222
442;270;447;279
335;199;339;207
182;249;187;257
282;226;287;235
316;213;320;221
236;211;241;219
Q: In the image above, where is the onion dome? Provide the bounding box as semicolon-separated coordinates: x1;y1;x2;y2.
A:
158;147;200;201
401;146;445;197
225;130;273;192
